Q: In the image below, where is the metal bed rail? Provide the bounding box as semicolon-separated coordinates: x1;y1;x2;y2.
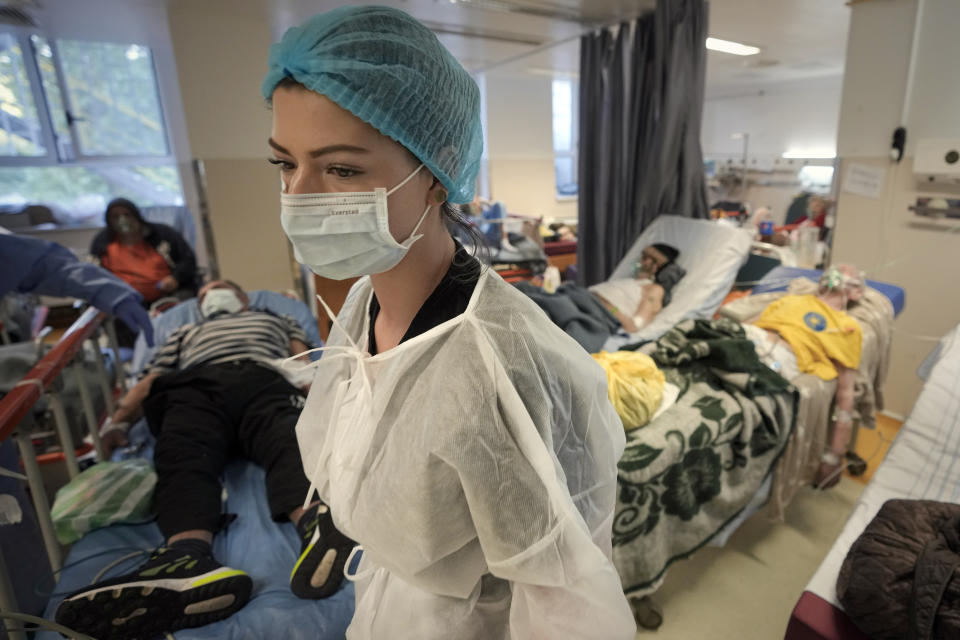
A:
0;308;123;640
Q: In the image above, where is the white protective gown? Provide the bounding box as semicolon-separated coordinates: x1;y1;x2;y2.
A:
295;268;636;639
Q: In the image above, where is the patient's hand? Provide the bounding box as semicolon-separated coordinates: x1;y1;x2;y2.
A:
815;459;843;489
101;427;129;460
157;276;178;293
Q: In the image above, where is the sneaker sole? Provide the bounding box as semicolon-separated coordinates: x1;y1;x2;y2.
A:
290;531;355;599
55;568;253;639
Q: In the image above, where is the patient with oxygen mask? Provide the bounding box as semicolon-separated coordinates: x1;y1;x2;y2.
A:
743;264;865;489
588;243;684;333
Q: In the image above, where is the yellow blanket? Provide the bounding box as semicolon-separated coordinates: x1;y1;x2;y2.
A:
754;294;862;381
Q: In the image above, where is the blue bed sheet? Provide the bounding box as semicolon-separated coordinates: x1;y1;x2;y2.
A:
37;290;352;638
752;266;905;316
40;430;354;639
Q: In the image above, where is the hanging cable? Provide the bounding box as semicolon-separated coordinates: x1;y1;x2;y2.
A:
0;612;96;640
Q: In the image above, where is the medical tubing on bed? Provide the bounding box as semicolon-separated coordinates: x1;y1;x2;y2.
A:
0;612;96;640
92;550;151;584
33;546;150;598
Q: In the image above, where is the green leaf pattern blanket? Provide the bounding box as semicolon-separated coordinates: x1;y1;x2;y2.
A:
613;318;798;597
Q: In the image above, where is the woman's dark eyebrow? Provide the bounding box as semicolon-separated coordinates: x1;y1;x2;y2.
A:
268;138;369;158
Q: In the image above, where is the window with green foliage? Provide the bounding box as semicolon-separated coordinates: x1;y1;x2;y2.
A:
0;29;183;226
0;31;45;156
57;40;168;157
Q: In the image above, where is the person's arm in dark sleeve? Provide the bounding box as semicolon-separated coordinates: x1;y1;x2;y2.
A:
88;229;109;266
0;234;154;345
163;227;197;290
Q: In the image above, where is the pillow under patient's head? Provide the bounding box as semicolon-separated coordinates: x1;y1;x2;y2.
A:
655;263;686;307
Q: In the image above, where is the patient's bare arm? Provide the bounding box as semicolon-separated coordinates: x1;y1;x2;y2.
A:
597;282;665;333
100;372;159;458
113;373;159;424
290;338;309;357
633;283;665;330
816;363;857;488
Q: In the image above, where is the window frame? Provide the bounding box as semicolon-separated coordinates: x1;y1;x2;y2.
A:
0;27;58;165
0;25;175;168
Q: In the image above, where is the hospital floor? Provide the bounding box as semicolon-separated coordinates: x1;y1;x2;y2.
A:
641;415;902;639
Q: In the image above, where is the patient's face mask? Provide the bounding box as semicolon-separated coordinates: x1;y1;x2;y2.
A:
201;287;244;318
110;212;137;236
819;266;865;305
280;164;430;280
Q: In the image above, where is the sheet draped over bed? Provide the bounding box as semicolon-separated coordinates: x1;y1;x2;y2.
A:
720;278;895;519
514;281;620;353
612;318;798;597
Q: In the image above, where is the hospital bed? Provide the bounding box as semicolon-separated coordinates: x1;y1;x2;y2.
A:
601;215;755;350
785;323;960;640
612;267;903;620
37;293;353;640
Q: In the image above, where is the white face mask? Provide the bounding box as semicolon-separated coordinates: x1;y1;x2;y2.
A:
280;164;430;280
201;287;244;318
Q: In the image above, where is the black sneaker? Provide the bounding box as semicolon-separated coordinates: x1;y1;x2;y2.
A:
290;502;355;599
55;545;252;639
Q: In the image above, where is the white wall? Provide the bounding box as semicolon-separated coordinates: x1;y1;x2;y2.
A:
701;77;842;222
833;0;960;417
165;0;296;293
702;77;843;158
484;71;578;223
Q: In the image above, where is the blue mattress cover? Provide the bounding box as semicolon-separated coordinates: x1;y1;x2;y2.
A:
39;424;354;639
751;266;905;316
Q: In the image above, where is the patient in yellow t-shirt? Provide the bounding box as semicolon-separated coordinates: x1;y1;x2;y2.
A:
745;264;865;489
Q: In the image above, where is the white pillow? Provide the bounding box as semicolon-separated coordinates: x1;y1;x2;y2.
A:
603;216;753;347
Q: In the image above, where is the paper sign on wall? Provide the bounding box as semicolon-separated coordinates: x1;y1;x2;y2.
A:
842;163;886;199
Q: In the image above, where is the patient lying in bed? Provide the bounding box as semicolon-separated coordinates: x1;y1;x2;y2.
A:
743;265;865;489
517;243;686;352
588;243;684;333
54;280;355;640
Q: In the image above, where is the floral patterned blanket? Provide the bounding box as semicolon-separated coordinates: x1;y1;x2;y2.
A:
612;318;798;597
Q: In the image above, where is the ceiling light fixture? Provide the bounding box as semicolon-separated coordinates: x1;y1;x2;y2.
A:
706;37;760;56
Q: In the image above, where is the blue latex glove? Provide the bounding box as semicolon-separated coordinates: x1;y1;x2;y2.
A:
114;299;154;347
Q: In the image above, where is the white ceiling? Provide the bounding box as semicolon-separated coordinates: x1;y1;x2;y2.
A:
706;0;850;90
265;0;850;89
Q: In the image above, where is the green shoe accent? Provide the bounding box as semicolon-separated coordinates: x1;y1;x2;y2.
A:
165;556;194;574
192;569;248;588
139;555;192;578
290;541;315;581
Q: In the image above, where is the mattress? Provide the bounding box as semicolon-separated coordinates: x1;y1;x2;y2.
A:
39;429;355;639
753;266;905;316
786;323;960;639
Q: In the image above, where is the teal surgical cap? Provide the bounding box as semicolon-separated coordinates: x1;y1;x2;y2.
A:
262;5;483;204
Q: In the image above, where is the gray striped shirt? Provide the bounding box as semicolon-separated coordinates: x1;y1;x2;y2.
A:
145;310;308;377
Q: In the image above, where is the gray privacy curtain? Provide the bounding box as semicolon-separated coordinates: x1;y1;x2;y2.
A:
577;0;709;286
